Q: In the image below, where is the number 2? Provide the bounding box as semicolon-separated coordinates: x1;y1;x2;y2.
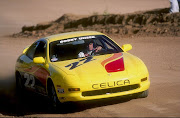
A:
24;73;35;88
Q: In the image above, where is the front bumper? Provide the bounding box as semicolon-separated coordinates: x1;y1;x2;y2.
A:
57;78;150;103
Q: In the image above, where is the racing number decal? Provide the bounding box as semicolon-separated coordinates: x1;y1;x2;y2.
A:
24;73;35;88
65;57;96;70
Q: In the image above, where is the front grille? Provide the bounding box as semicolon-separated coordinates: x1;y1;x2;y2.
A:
82;84;139;97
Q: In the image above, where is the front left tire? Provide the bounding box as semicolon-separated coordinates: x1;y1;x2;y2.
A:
48;81;61;111
16;73;24;95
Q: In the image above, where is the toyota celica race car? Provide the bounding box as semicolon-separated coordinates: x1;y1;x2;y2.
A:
15;31;150;107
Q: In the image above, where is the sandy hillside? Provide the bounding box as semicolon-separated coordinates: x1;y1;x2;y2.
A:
0;0;170;36
0;0;180;117
13;8;180;38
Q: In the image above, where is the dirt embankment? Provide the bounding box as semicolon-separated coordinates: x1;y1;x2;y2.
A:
13;8;180;38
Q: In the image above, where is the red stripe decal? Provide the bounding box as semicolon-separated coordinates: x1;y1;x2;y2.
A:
105;57;125;73
101;53;122;66
34;67;50;86
24;66;39;72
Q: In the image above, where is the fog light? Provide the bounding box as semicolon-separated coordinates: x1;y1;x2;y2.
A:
141;77;147;82
68;88;80;91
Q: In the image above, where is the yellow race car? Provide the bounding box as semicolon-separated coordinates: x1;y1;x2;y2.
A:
15;31;150;108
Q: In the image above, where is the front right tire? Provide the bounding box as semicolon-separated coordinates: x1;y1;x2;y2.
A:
138;89;149;98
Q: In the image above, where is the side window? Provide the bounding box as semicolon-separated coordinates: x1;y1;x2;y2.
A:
103;40;114;50
34;41;46;58
94;39;103;47
26;42;39;60
102;36;122;52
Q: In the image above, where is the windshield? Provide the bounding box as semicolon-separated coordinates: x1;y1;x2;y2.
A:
49;35;123;62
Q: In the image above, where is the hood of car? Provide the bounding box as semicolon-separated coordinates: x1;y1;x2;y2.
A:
51;52;140;83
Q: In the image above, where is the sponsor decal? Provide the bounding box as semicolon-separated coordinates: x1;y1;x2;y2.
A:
60;38;77;44
60;36;95;44
57;88;65;93
92;79;130;89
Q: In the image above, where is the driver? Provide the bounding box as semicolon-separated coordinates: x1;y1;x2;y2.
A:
78;42;102;58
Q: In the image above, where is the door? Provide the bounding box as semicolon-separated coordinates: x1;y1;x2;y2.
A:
22;40;49;95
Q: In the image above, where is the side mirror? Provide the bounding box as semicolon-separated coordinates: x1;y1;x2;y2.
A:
122;44;132;52
23;46;29;54
33;57;45;64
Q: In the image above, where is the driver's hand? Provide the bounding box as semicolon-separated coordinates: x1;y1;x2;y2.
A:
84;53;89;57
95;46;102;52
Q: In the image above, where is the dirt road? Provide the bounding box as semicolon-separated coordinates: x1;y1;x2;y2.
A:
0;36;180;117
0;0;180;117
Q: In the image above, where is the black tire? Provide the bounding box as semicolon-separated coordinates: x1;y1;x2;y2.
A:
15;73;26;116
48;81;60;111
138;89;149;98
131;89;149;99
16;73;24;95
